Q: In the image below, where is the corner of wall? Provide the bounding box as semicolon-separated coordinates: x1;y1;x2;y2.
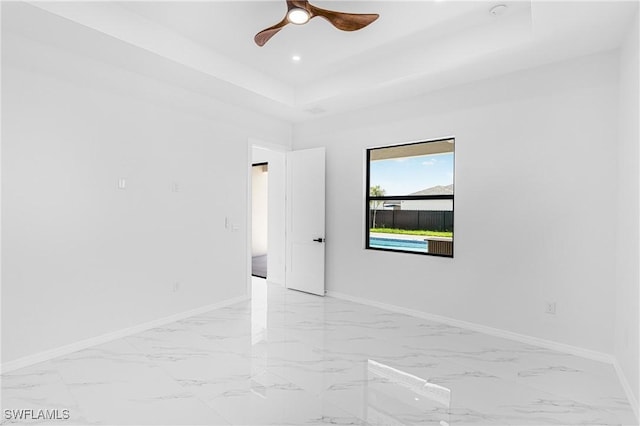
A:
614;6;640;418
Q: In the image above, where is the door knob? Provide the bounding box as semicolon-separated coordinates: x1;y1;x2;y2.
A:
313;238;325;243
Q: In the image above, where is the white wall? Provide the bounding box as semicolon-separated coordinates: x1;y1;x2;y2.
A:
615;10;639;409
294;51;620;354
1;6;291;363
251;165;268;257
252;146;287;286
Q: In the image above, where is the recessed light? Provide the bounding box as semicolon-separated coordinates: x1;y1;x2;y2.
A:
292;55;301;62
287;8;310;25
489;4;508;16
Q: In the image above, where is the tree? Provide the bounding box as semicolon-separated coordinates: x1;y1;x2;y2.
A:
370;185;386;228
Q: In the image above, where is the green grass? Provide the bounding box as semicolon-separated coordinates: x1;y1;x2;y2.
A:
370;228;453;238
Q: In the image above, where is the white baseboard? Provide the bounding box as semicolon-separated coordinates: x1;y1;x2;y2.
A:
327;291;615;364
613;359;640;421
0;295;249;374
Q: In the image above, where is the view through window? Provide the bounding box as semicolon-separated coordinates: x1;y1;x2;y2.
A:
366;138;454;256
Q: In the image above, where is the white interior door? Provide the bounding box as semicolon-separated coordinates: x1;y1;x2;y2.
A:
286;147;325;296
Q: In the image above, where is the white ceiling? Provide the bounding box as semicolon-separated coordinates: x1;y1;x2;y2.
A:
118;1;513;85
13;1;640;122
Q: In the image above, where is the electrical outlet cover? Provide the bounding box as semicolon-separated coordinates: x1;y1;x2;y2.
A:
545;302;556;314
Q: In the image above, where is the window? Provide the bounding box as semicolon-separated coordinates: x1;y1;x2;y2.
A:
366;138;455;257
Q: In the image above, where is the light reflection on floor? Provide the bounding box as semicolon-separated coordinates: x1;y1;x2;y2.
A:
0;279;635;425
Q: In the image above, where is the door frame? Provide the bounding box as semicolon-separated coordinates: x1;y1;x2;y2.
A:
246;138;290;297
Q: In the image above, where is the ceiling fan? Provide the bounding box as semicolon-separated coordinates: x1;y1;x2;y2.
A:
254;0;379;47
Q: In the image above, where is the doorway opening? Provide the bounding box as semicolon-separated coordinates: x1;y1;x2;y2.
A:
248;142;287;293
252;162;269;278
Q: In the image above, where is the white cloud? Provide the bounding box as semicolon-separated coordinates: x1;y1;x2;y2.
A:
422;159;437;166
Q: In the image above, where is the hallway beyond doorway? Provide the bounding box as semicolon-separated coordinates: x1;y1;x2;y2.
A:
251;255;267;278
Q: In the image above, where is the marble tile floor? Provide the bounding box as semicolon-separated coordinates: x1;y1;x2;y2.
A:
1;278;637;425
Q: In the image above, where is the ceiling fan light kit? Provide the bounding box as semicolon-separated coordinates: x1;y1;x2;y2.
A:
287;8;310;24
255;0;379;46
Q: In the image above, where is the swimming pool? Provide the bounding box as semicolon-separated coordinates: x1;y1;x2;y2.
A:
369;236;428;252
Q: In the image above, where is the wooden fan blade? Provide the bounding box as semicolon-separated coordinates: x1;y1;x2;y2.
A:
254;17;289;46
309;5;379;32
287;0;311;11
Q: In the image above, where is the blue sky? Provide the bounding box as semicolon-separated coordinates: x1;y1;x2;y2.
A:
370;153;454;196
